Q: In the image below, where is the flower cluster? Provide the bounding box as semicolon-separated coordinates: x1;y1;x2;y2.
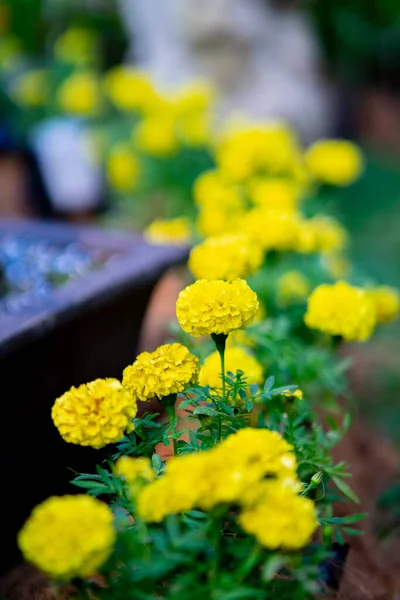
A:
188;233;263;281
137;427;318;550
18;495;115;579
52;378;137;449
305;281;376;341
144;217;192;246
122;343;199;401
176;279;259;337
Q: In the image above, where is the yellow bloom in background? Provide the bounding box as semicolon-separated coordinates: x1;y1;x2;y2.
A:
242;208;300;252
281;388;304;400
368;286;400;324
11;69;48;107
57;72;101;116
199;346;263;391
249;177;300;211
193;170;241;208
122;343;199;402
137;427;299;521
277;271;310;306
228;302;267;348
179;113;212;147
115;456;155;484
305;139;363;186
52;378;137;449
239;481;318;550
189;233;263;281
304;281;376;342
197;205;245;238
104;66;160;113
18;495;116;579
323;253;350;279
107;144;140;191
53;28;96;66
144;217;191;246
135;115;179;157
176;279;259;337
172;80;215;116
295;216;348;255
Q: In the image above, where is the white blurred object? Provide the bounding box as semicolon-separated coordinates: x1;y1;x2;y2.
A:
30;118;103;213
118;0;335;142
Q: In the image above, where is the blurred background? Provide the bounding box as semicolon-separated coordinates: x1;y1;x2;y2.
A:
1;0;400;442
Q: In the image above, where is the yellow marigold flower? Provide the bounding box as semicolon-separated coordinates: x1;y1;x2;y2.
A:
104;66;160;112
115;456;155;484
53;28;96;66
137;427;297;521
176;279;259;337
305;139;363;186
296;216;348;255
249;177;299;211
368;286;400;324
52;378;137;449
242;208;300;252
199;347;263;391
193;170;243;209
18;495;115;579
281;388;303;400
277;271;310;306
197;205;246;238
172;81;215;115
305;280;376;341
179;113;212;147
323;253;350;279
107;144;140;191
135;115;179;157
11;69;48;107
189;233;263;281
122;343;199;402
57;72;101;116
239;481;318;550
144;217;191;246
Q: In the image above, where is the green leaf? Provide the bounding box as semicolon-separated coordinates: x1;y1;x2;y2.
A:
262;554;287;581
193;405;218;417
321;513;366;525
151;453;164;475
332;476;360;504
263;376;275;392
343;526;364;536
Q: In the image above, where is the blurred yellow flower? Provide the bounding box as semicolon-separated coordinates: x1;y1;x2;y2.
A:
305;281;376;341
122;343;199;401
305;139;363;186
115;456;155;484
107;144;140;191
57;72;101;116
52;378;137;449
368;286;399;324
242;208;300;252
176;279;259;337
104;66;160;112
172;80;215;116
199;346;263;391
249;177;300;211
277;271;310;306
144;217;191;246
11;69;48;107
239;481;318;550
53;28;96;66
135;115;179;157
295;216;348;255
323;253;350;279
197;205;245;238
189;233;263;280
18;495;115;579
281;388;304;400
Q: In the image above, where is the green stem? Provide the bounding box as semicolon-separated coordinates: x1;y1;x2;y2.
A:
165;402;178;455
211;333;228;401
237;545;263;583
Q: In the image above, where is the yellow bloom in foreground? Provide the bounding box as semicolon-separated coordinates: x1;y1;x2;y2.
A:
305;281;376;341
107;144;140;191
144;217;191;246
243;208;300;252
369;286;400;324
199;347;263;390
18;495;115;579
104;66;159;112
137;427;298;521
189;233;263;281
249;177;300;211
135;115;178;157
122;343;199;402
52;378;137;449
57;72;100;116
305;139;363;186
11;69;48;107
239;481;318;550
115;456;155;484
277;271;310;306
176;279;259;337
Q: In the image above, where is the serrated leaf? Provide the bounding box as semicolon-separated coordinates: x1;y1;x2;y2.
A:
332;476;360;504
